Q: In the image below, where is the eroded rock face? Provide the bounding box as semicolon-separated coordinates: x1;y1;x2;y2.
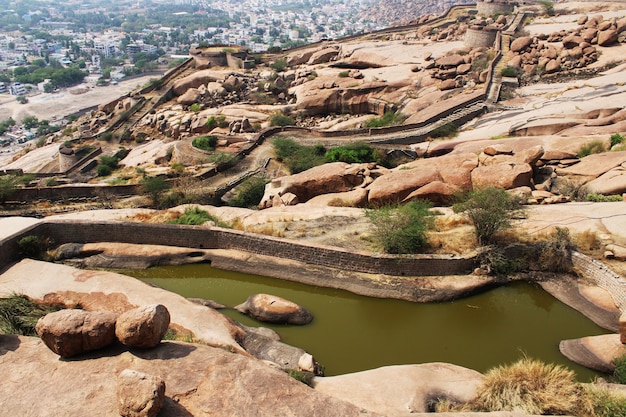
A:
115;304;171;349
235;294;313;325
35;309;117;358
117;369;165;417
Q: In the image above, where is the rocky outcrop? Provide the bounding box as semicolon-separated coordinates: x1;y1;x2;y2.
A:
235;294;313;325
172;69;223;95
313;363;484;415
560;334;626;373
1;335;382;417
115;304;171;349
117;369;166;417
259;162;368;208
35;309;117;358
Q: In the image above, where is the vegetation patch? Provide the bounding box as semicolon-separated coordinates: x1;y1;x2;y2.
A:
272;137;326;174
578;140;607;158
270;113;294;127
227;176;269;208
365;200;434;254
364;111;406;128
585;193;623;202
192;135;218;151
0;294;61;336
324;142;380;164
429;122;459;139
453;186;522;245
167;206;230;228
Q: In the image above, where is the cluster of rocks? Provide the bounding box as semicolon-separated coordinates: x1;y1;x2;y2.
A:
35;304;170;358
428;47;492;90
509;14;626;77
259;140;626;209
34;304;171;416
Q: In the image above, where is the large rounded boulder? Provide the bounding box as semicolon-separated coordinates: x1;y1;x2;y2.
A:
115;304;171;349
35;309;117;358
235;294;313;325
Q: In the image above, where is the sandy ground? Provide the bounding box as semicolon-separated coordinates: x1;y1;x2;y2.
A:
0;74;158;123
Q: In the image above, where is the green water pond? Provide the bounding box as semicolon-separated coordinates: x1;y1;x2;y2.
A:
121;263;608;381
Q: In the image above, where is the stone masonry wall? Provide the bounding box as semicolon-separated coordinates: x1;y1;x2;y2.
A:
0;219;475;277
573;251;626;311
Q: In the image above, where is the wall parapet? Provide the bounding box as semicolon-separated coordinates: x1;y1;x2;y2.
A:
0;219;476;278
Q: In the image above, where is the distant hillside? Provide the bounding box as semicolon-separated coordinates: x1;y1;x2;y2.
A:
358;0;474;26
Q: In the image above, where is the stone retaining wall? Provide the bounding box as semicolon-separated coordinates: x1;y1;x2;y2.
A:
0;219;476;277
573;251;626;311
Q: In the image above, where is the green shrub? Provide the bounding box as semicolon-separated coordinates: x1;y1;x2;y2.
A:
613;354;626;384
588;386;626;417
270;58;287;72
96;164;112;177
287;369;315;386
325;142;376;164
586;193;623;202
611;133;625;148
205;116;217;130
17;235;48;260
500;66;518;77
168;207;230;227
364;111;406;128
99;155;119;169
193;135;218;151
45;178;58;186
189;103;201;112
578;140;607;158
228;176;269;208
365;200;434;254
270;114;294;127
0;294;61;336
429;122;459;139
338;70;350;77
271;137;326;174
453;186;522;245
141;175;169;205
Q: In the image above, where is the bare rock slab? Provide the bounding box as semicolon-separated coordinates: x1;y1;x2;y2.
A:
35;309;117;358
117;369;165;417
116;304;171;349
235;294;313;325
560;334;626;374
313;363;483;415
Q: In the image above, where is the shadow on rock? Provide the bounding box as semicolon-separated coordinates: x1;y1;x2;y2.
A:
0;334;21;355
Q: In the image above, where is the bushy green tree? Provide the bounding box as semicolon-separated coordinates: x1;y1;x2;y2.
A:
228;176;269;208
270;114;294;127
453;186;522;245
365;200;434;254
271;137;325;173
192;135;218;151
325;142;375;164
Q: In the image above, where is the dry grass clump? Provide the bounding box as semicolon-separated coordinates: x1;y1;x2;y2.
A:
573;230;602;253
472;358;582;415
128;211;179;223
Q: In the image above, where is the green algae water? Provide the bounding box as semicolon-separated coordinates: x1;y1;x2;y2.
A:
123;264;607;381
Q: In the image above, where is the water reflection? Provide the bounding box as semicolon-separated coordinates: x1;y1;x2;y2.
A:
120;264;607;381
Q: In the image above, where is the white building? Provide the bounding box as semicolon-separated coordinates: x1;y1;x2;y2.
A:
9;82;26;96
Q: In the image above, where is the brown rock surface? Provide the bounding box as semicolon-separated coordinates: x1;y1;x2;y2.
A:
313;363;483;415
35;309;117;358
115;304;171;349
235;293;313;325
0;335;381;417
367;166;442;205
117;369;165;417
510;36;533;52
471;163;533;189
172;69;222;95
583;165;626;195
259;162;365;208
0;259;245;351
559;151;626;178
598;29;619;46
560;334;626;373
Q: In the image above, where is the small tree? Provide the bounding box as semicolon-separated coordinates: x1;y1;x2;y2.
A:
453;186;522;245
141;176;169;205
365;200;433;254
